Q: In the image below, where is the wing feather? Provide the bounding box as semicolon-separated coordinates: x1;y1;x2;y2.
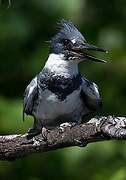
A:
81;77;102;112
23;77;38;121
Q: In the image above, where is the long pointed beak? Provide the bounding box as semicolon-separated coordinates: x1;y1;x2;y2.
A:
84;52;107;63
72;43;107;63
81;43;107;53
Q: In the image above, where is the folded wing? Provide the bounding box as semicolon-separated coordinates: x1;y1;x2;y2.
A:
23;76;38;121
81;77;102;113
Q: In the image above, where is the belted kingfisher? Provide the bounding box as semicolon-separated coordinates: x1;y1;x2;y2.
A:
23;20;107;137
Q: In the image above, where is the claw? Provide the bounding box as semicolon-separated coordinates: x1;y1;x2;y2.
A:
59;122;77;132
27;128;41;140
41;127;50;141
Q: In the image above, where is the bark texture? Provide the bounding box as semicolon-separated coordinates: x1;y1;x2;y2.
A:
0;116;126;161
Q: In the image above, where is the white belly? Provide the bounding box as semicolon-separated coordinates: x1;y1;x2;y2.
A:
33;87;83;122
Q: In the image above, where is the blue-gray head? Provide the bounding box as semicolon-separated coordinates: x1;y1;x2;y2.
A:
49;20;107;63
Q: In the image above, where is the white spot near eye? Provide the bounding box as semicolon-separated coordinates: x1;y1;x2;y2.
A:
71;39;76;44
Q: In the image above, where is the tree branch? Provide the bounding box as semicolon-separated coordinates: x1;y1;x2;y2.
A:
0;116;126;161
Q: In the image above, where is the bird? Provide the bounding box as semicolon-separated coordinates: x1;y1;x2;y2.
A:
23;20;107;138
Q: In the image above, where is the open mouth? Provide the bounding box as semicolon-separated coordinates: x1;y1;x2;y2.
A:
72;43;107;63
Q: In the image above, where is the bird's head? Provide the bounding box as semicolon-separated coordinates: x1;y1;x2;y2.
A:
49;20;107;63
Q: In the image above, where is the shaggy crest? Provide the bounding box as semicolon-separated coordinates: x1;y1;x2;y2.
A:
51;19;86;43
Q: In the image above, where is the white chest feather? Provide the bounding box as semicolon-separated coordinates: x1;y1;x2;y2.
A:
44;53;78;76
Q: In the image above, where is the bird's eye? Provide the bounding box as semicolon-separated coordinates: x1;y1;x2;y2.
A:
63;39;70;45
62;39;72;49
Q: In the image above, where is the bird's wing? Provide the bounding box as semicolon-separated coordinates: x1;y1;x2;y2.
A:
81;77;102;112
23;76;38;121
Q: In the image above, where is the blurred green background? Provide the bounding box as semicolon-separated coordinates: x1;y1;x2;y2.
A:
0;0;126;179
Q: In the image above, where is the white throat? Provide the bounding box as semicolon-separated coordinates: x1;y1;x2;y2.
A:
44;53;79;77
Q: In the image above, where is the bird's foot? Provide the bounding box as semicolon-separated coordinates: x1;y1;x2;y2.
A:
59;122;77;132
41;127;50;141
27;128;41;140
